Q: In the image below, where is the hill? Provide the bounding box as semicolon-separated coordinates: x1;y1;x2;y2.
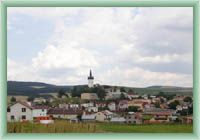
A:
8;81;73;97
7;81;192;97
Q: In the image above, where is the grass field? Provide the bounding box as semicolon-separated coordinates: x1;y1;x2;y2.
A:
7;121;192;133
98;123;192;133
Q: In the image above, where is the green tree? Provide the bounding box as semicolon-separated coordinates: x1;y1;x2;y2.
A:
120;93;126;100
168;100;180;110
27;96;34;102
183;96;192;103
128;89;133;93
127;106;139;112
155;102;160;108
96;86;106;100
120;87;126;92
10;96;16;103
157;92;165;97
57;89;66;98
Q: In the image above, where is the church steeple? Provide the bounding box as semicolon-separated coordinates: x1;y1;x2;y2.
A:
88;69;94;88
88;69;94;80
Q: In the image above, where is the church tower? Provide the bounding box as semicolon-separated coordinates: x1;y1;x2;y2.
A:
88;69;94;88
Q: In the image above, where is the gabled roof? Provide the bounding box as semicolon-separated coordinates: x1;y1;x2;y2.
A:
8;101;33;110
100;110;113;116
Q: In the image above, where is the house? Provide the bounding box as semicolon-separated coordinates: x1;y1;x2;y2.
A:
151;97;161;103
81;93;98;100
118;100;128;110
169;114;178;121
128;99;151;110
144;108;175;115
105;88;121;100
81;102;94;108
127;93;140;100
47;108;82;120
128;99;151;106
33;97;46;104
86;106;98;112
108;102;116;111
142;94;148;100
124;112;142;124
176;105;183;111
95;102;107;108
182;116;193;124
143;108;175;124
69;104;80;109
96;110;114;122
7;102;33;122
111;88;121;99
59;103;69;109
35;116;54;124
81;113;96;122
110;117;126;123
32;105;49;118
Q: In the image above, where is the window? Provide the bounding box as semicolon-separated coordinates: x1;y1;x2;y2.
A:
22;108;26;112
22;115;26;120
7;108;11;112
11;115;14;120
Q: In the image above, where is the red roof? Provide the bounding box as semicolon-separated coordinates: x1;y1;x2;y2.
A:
47;108;82;115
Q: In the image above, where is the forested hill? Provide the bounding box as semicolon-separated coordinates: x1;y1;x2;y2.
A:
8;81;73;96
7;81;192;97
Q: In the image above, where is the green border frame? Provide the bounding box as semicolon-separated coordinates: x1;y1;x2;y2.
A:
0;0;199;140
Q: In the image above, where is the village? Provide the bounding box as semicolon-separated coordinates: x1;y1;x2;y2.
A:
7;70;193;125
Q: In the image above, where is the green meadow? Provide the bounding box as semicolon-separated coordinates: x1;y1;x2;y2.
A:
7;121;192;133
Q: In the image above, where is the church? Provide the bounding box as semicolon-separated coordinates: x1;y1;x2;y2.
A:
88;69;94;88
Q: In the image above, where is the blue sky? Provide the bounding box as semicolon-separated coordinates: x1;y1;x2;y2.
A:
7;7;193;87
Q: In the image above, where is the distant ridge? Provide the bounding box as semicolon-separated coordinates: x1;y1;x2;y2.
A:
7;81;193;97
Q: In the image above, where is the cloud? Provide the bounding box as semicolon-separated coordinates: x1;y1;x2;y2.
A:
7;7;193;87
96;67;192;87
32;43;99;70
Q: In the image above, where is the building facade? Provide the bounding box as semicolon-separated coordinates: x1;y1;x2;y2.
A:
7;102;33;122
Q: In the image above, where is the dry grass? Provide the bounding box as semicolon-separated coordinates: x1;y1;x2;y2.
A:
7;96;28;104
7;121;103;133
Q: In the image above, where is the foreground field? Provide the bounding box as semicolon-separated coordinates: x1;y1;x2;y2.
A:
7;121;192;133
98;123;192;133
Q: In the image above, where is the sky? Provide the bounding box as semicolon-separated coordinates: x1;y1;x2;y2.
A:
7;7;193;87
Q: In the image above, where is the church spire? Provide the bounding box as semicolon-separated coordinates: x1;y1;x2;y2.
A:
90;69;92;77
88;69;94;80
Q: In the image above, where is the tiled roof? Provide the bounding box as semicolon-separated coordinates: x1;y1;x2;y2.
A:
47;108;82;115
18;101;33;109
144;108;175;115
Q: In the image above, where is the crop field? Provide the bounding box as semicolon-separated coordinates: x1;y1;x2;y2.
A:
7;121;192;133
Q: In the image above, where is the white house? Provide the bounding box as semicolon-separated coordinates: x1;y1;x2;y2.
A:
32;106;49;118
81;113;96;122
95;110;114;122
81;102;94;108
7;102;33;122
86;106;98;112
108;102;116;111
110;117;126;123
33;97;46;104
